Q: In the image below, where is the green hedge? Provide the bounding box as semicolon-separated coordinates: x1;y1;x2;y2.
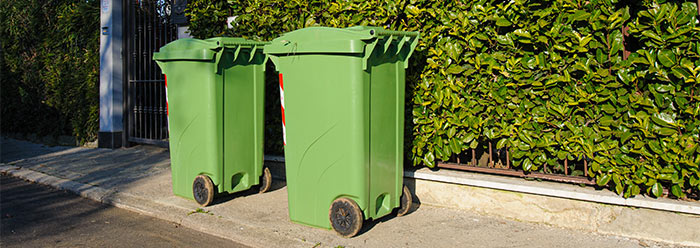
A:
0;0;100;144
186;0;700;199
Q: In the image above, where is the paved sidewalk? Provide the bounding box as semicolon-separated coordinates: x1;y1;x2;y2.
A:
0;137;682;248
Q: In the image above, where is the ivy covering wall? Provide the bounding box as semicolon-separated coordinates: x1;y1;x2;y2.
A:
0;0;100;144
185;0;700;199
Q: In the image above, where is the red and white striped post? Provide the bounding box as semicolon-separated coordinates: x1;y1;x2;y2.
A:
279;73;286;145
165;75;170;133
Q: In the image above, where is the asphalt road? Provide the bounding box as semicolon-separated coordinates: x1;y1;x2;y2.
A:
0;174;248;248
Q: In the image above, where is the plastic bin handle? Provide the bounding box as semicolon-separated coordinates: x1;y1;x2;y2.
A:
220;41;270;47
371;29;419;38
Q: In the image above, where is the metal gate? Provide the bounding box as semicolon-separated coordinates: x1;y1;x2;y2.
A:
123;0;177;146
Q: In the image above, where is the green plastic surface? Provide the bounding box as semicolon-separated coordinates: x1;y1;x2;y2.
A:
153;37;268;201
264;26;419;229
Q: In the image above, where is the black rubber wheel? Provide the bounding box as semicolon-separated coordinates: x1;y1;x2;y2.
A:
257;167;272;194
192;175;215;206
329;197;363;238
396;185;412;217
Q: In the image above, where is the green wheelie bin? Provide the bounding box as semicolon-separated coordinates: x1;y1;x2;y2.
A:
153;37;271;206
264;26;419;237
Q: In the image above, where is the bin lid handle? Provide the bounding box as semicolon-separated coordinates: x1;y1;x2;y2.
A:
248;46;258;63
214;47;224;73
232;45;243;62
396;36;407;56
383;35;394;53
404;35;420;69
362;40;378;71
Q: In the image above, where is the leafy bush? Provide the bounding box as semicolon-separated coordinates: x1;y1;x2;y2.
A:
186;0;700;199
0;0;99;144
622;1;700;198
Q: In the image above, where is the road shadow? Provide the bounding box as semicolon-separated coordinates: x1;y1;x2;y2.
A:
0;174;112;241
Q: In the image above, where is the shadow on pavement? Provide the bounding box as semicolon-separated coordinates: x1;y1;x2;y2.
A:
1;137;172;192
355;177;421;236
1;137;76;163
212;180;287;206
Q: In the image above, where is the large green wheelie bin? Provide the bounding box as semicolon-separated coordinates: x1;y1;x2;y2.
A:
264;26;419;237
153;37;271;207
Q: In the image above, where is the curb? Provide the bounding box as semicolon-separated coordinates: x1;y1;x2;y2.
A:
0;165;309;248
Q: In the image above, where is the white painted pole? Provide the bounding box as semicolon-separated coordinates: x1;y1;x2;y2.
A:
98;0;123;148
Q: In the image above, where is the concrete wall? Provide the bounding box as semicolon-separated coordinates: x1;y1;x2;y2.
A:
408;176;700;246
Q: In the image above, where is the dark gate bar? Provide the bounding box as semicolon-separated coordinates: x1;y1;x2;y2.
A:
124;0;176;147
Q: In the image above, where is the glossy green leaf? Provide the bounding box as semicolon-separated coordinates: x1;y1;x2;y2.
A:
446;65;465;74
651;182;663;197
597;174;612;186
642;30;663;42
657;50;676;67
651;113;676;127
671;184;684;198
571;10;591;21
655;84;674;93
610;30;623;57
522;158;533;171
657;128;676;136
496;17;512;27
496;138;508;149
424;151;435;168
449;138;461;154
649;140;664;154
601;104;616;114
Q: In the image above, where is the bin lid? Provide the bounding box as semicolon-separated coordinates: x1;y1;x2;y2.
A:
153;37;268;61
263;26;419;55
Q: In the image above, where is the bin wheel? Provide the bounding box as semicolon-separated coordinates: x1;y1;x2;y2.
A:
396;185;412;217
257;167;272;194
193;175;215;206
329;197;363;238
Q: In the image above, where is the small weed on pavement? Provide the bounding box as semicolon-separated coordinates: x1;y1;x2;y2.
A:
187;208;213;216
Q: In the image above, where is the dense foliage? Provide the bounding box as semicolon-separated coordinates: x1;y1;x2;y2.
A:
186;0;699;199
0;0;100;144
